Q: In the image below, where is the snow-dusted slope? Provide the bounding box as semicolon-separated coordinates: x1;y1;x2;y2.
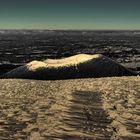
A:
1;54;136;80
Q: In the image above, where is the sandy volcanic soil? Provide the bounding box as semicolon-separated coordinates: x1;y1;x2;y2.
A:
0;76;140;140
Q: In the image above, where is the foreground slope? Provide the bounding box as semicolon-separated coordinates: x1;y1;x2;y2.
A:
0;76;139;140
1;54;136;80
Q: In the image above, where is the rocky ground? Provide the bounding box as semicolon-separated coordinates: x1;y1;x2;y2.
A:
0;76;140;140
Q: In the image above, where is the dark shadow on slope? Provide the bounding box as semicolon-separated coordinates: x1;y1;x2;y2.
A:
0;61;138;80
0;64;22;76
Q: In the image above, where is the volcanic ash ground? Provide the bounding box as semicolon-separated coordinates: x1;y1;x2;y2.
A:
0;76;140;140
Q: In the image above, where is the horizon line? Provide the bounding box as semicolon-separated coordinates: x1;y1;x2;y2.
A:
0;29;140;31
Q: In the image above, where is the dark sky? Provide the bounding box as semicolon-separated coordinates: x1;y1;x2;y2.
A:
0;0;140;29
